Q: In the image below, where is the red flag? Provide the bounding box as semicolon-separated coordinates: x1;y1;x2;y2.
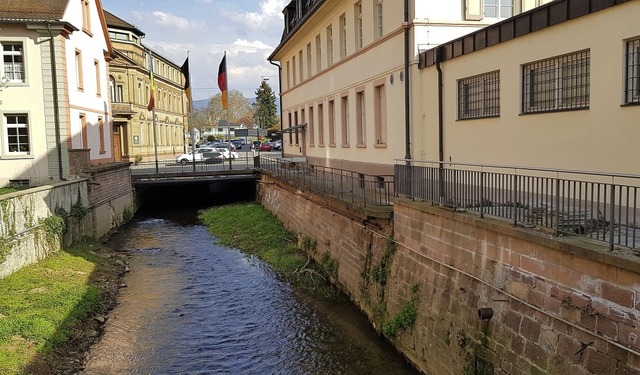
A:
218;55;227;110
147;54;155;111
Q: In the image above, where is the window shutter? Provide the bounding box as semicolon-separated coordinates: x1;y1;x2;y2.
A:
465;0;484;21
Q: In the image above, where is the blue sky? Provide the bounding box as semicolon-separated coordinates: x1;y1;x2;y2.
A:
101;0;286;101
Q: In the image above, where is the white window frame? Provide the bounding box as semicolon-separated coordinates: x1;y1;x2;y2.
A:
3;113;30;155
355;2;363;50
1;41;25;83
625;37;640;104
375;0;383;39
484;0;514;20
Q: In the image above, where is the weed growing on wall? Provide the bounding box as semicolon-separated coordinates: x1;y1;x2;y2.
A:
382;284;420;339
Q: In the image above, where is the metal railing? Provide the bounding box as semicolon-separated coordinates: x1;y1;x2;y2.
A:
260;156;394;207
395;160;640;250
131;155;257;176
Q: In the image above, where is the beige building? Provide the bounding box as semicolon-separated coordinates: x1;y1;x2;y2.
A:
417;0;640;175
104;11;188;162
269;0;553;176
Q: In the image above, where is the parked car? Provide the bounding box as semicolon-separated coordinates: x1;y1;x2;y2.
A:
176;148;225;165
259;142;272;151
231;139;243;149
216;142;237;151
272;140;282;150
214;148;239;159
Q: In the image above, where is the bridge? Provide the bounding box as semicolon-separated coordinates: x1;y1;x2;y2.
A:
130;156;260;186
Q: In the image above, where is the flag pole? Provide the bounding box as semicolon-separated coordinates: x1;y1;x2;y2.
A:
224;52;231;170
149;50;159;174
186;52;197;172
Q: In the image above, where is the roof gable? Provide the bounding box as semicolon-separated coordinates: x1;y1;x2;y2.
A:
0;0;69;21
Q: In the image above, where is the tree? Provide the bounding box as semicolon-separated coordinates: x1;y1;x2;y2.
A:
205;90;253;128
254;81;278;130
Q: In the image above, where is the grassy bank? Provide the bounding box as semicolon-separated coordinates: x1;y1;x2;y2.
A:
199;203;336;297
0;240;125;374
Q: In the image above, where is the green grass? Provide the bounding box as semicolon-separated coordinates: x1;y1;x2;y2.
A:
0;187;23;196
199;203;338;296
0;241;107;374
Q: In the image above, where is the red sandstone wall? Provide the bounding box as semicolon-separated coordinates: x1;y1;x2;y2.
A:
259;176;640;374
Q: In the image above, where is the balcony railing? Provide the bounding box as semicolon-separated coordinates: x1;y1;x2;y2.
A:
395;160;640;250
260;156;394;208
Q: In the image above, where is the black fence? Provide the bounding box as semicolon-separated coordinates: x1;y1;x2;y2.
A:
395;160;640;250
130;155;257;176
259;156;394;207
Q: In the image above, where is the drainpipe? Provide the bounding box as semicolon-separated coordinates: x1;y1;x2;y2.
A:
436;47;445;200
403;0;411;160
47;23;65;181
268;59;284;158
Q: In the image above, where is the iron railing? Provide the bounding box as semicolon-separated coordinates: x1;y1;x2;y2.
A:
260;156;394;207
395;160;640;250
130;155;257;176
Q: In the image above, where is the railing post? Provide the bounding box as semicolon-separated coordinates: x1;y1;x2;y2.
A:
513;174;518;226
554;179;560;236
480;171;485;218
609;184;615;250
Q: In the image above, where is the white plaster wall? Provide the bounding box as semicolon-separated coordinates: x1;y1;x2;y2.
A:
0;26;50;186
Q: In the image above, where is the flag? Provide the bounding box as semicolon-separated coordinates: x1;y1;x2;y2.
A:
217;54;228;110
181;57;192;112
147;53;155;111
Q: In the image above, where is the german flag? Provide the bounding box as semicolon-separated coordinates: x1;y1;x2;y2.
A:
217;54;228;110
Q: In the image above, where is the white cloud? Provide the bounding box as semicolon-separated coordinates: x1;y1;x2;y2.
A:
224;0;287;32
131;10;206;32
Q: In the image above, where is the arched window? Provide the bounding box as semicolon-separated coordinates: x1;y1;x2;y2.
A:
109;75;116;102
137;83;142;104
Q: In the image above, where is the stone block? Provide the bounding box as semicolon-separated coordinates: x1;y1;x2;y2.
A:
584;348;617;375
595;316;618;339
520;316;542;342
601;282;635;308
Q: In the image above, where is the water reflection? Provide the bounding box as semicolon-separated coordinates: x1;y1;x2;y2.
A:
82;211;416;374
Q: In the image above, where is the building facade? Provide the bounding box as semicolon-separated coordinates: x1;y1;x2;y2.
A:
105;11;188;163
417;0;640;175
0;0;116;187
269;0;554;176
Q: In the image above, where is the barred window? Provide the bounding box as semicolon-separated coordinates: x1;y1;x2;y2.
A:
625;38;640;104
457;70;500;119
522;50;590;113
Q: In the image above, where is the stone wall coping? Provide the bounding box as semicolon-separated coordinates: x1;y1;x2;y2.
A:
84;162;133;174
395;198;640;276
0;178;89;202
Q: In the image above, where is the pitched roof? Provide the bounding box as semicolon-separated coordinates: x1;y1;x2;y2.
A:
0;0;69;21
104;10;144;37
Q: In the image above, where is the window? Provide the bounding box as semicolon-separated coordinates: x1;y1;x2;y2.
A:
625;38;640;104
109;75;115;102
116;84;123;103
81;0;91;33
374;83;387;145
484;0;513;20
288;112;293;144
356;90;365;145
355;2;363;50
458;70;500;119
328;99;335;146
80;114;88;149
341;94;349;146
94;59;101;96
294;111;299;145
316;35;322;73
339;14;347;59
4;114;29;154
137;83;142;104
327;25;334;66
522;50;590;113
286;61;291;89
299;50;303;82
2;42;25;82
309;106;315;146
307;43;312;78
75;49;83;90
318;102;324;146
375;0;383;38
98;117;105;154
292;55;297;86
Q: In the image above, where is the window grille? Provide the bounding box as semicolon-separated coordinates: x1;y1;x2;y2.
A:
625;38;640;104
2;43;24;82
522;50;590;114
5;114;29;154
457;70;500;119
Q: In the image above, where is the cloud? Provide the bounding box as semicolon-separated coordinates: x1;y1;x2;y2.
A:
131;10;207;32
224;0;287;32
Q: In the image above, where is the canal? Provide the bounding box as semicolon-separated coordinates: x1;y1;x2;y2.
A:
81;183;417;374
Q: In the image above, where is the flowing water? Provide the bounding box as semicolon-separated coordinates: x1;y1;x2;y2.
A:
82;208;417;374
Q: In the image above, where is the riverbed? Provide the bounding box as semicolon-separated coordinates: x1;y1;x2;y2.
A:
81;209;417;374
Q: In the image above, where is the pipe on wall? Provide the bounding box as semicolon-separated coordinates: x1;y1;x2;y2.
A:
47;23;65;181
268;59;283;158
403;0;411;160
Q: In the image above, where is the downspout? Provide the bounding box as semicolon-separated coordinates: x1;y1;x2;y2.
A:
268;59;284;158
436;47;445;201
403;0;411;160
47;23;65;181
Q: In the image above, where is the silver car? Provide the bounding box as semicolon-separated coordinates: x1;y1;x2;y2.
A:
176;148;225;165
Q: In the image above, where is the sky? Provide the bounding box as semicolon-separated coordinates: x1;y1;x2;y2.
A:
101;0;287;102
